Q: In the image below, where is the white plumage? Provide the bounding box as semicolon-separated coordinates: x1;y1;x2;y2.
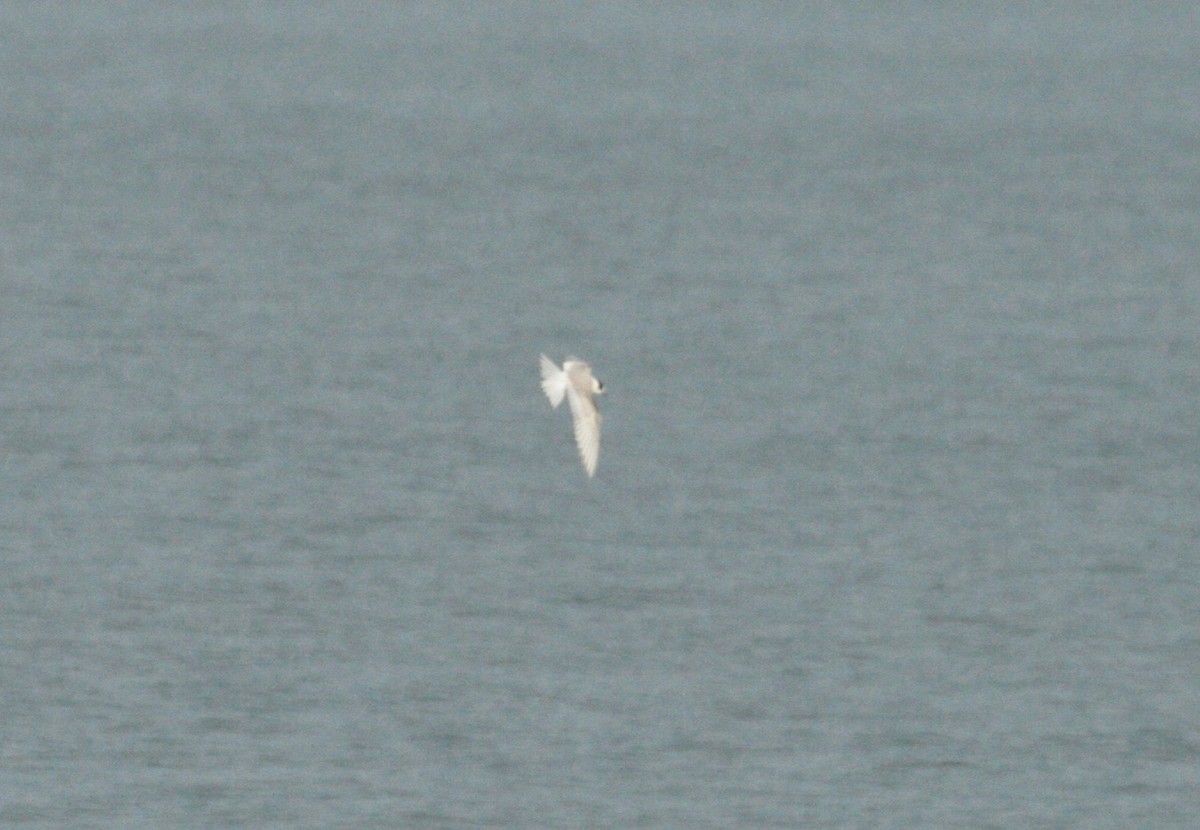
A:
539;354;604;477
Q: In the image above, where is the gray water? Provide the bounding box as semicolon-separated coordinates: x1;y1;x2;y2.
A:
3;4;1198;828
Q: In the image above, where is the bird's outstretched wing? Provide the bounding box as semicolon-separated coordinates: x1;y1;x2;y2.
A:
566;386;601;477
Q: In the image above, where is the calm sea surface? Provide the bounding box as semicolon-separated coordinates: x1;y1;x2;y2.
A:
2;4;1198;828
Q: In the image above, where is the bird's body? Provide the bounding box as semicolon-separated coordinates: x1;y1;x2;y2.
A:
539;354;604;477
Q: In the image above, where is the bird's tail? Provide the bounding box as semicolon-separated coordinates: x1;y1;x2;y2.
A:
539;354;567;408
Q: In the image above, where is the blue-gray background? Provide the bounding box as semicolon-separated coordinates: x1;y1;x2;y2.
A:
3;3;1198;828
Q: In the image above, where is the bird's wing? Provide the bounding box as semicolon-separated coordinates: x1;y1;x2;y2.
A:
540;354;567;408
566;387;601;477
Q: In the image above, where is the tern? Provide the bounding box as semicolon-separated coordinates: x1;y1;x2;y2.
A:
539;354;604;477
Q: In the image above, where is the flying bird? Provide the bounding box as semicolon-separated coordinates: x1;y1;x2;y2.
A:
540;354;604;477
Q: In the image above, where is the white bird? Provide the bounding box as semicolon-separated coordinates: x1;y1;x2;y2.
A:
540;354;604;477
